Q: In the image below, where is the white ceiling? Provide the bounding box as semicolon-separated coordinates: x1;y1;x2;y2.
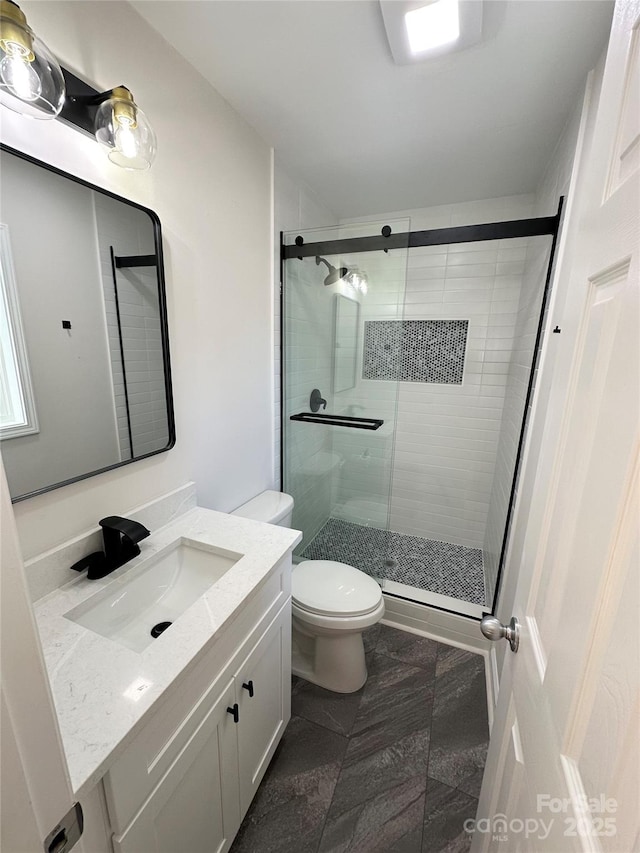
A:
134;0;614;219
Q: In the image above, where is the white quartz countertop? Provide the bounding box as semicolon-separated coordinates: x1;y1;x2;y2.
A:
33;507;301;798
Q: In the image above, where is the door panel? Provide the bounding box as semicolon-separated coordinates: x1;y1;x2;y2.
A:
113;680;240;853
473;3;639;851
0;464;78;849
236;605;290;812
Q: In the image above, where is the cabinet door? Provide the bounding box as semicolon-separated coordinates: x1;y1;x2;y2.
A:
236;603;291;812
113;680;241;853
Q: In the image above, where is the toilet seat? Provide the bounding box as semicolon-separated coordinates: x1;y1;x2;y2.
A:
292;560;382;618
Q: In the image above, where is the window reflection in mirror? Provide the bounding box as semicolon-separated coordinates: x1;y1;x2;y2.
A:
0;224;39;440
0;146;174;502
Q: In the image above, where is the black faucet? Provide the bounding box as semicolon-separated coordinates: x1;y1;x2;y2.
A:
71;516;150;580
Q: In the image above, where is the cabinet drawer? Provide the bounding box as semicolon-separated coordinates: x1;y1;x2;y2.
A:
105;561;289;833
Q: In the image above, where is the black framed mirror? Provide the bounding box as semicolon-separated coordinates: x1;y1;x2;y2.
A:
0;143;175;502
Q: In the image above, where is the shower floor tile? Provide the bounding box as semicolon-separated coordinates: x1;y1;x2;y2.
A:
300;518;485;606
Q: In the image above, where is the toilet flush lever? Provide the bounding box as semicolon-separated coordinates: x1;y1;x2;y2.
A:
480;615;520;653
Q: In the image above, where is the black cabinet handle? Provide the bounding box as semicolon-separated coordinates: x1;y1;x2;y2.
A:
226;703;239;723
242;680;254;698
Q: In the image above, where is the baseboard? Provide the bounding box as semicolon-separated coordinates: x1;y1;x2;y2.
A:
381;593;496;728
382;593;488;651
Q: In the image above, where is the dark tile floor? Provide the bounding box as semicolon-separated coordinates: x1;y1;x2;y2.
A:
230;624;489;853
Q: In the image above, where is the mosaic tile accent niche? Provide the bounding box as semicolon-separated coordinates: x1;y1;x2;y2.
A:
363;319;469;383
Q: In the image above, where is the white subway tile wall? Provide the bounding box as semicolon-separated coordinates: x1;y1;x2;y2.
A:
95;194;169;461
276;183;560;604
482;235;552;601
482;109;579;604
273;161;338;546
283;254;336;547
337;196;537;564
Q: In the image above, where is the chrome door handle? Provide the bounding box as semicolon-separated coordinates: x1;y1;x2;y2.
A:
480;616;520;653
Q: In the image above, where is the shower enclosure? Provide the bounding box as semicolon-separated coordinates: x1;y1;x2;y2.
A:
281;207;561;619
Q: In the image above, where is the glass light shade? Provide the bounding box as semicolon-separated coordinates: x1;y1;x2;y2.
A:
94;95;157;170
0;3;64;119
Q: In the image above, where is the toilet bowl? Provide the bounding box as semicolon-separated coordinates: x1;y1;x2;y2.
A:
232;490;384;693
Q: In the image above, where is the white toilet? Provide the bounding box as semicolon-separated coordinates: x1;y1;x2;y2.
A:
232;490;384;693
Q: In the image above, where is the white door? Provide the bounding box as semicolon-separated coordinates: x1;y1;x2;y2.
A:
0;462;83;852
473;2;639;851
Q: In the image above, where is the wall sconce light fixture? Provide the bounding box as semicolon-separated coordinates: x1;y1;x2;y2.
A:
0;0;157;169
0;0;65;118
93;87;156;170
60;74;157;170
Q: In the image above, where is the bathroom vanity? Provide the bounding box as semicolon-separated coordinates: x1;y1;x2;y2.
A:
32;506;301;852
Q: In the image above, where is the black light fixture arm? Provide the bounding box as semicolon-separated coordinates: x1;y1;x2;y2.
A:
58;67;122;137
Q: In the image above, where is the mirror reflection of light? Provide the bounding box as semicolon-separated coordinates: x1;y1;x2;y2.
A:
107;591;128;610
123;677;153;702
347;271;369;294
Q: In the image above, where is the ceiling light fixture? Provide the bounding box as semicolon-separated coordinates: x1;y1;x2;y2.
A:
0;0;65;118
405;0;460;55
380;0;483;66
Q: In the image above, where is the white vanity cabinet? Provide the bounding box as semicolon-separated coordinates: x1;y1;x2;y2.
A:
112;679;240;853
103;559;292;853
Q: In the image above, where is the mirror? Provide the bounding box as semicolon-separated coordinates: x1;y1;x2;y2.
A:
333;294;360;393
0;144;175;502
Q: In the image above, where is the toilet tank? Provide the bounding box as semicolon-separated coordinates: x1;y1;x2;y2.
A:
231;490;294;528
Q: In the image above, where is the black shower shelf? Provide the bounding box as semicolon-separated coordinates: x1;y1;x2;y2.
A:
290;413;384;431
114;254;158;268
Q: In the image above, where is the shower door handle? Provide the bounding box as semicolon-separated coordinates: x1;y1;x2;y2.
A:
480;616;520;653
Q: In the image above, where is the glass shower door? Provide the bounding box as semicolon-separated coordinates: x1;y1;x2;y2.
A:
282;221;409;572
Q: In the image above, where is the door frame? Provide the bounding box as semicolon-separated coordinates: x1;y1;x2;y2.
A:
0;461;78;850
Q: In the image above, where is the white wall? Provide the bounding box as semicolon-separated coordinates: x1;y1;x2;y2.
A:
0;152;120;498
1;0;273;559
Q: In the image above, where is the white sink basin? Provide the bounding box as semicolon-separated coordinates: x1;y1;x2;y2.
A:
65;538;243;653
